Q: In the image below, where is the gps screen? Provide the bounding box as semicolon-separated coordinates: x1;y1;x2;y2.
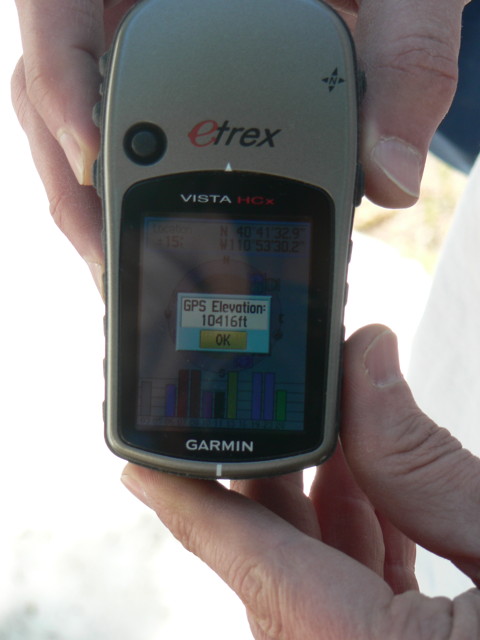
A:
135;216;312;432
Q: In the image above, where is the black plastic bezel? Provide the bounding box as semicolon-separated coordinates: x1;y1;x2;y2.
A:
115;171;335;463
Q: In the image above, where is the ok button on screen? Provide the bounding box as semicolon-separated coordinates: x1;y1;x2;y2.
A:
200;330;248;351
176;293;271;354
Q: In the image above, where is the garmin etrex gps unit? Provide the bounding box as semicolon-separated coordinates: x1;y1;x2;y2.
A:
95;0;363;478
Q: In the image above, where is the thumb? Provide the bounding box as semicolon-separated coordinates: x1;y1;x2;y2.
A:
342;325;480;585
355;0;467;207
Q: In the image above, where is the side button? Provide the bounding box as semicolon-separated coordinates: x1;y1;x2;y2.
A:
92;157;103;197
92;101;103;127
356;69;367;105
344;282;349;307
347;238;354;264
354;163;365;206
98;50;111;78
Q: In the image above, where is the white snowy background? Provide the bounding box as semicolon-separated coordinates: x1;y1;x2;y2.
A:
0;4;472;639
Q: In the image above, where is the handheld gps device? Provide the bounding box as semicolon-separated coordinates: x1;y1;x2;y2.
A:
94;0;363;478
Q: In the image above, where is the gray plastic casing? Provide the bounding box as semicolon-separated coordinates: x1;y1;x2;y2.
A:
99;0;360;478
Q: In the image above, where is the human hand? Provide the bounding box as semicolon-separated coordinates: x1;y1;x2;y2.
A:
11;0;138;289
329;0;469;206
121;324;480;639
11;0;469;283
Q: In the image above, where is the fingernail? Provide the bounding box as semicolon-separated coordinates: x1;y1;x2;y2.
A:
364;330;403;388
372;137;422;199
86;261;105;299
121;471;152;508
57;129;87;184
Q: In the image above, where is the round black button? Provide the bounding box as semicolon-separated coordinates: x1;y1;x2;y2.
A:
124;123;167;165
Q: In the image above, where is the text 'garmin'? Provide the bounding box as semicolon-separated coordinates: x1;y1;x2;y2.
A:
186;439;254;452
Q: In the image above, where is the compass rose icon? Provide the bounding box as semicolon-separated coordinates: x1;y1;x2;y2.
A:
322;68;345;92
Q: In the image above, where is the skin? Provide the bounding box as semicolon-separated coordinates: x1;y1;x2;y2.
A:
11;1;479;637
121;326;480;639
11;0;469;267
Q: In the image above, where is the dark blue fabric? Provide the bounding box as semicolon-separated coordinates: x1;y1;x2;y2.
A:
432;0;480;172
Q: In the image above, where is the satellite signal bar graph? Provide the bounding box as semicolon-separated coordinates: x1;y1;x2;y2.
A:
138;368;304;429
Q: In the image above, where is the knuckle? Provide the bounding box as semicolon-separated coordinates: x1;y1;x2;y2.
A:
56;0;104;51
227;538;319;640
377;590;480;639
151;501;197;552
449;590;480;638
24;63;56;115
30;0;101;37
158;509;291;640
11;58;30;131
20;0;103;116
231;554;288;640
70;0;101;29
383;409;464;483
58;0;104;52
380;32;458;101
375;591;455;640
49;191;69;233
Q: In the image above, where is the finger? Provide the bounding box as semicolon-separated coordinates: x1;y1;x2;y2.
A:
11;58;103;279
14;0;105;184
376;511;418;594
324;2;358;30
354;0;468;207
326;0;359;12
121;466;477;638
103;0;141;45
231;473;322;539
310;444;385;576
121;466;394;640
311;445;417;594
246;612;272;640
342;325;480;586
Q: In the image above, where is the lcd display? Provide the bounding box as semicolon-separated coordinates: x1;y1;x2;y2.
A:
116;171;336;464
136;216;312;431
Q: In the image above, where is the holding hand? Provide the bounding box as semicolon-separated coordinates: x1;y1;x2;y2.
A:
330;0;469;206
11;0;138;285
122;325;480;639
12;0;469;282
